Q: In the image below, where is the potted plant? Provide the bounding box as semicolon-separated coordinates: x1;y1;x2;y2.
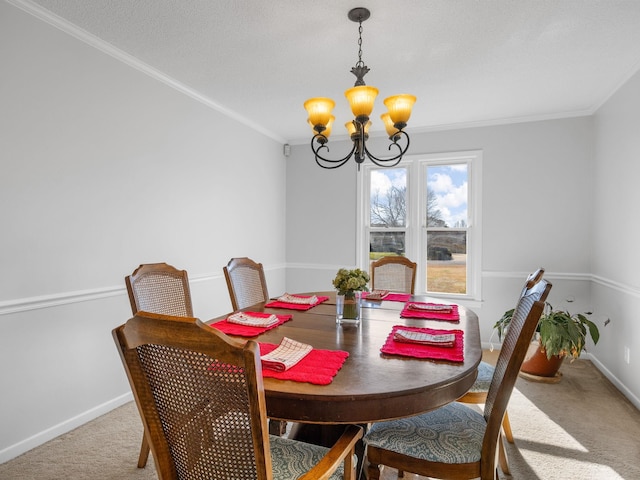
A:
332;268;370;324
494;302;601;379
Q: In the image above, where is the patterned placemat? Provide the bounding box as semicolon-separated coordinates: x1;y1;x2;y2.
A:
261;337;313;372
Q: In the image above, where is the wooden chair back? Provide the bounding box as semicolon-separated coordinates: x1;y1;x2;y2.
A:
523;267;545;291
113;312;272;480
125;263;193;317
223;257;269;311
479;275;551;479
113;312;362;480
370;256;417;294
124;263;194;468
457;267;546;472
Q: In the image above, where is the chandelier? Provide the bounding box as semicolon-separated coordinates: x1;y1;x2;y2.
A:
304;7;416;170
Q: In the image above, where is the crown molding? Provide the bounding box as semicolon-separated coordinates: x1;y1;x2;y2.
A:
6;0;286;144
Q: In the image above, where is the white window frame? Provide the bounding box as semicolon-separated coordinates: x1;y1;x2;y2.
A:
357;150;482;302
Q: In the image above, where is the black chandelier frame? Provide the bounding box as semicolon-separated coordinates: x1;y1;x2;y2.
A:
310;120;410;170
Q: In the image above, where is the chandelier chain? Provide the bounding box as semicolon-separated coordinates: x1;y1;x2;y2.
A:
356;21;364;68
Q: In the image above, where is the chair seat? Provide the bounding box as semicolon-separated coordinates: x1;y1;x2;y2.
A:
468;361;494;393
364;402;486;464
270;436;344;479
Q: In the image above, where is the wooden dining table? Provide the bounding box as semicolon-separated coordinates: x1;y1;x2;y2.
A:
207;291;482;426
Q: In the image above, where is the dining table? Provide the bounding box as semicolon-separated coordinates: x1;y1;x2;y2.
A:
207;291;482;426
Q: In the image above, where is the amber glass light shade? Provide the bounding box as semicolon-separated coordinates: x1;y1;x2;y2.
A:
345;121;357;137
322;115;335;138
383;94;417;125
380;113;398;137
304;97;336;128
345;119;372;137
345;85;379;118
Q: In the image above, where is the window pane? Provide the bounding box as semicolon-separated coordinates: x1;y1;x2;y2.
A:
426;231;467;294
425;163;468;295
370;232;406;256
426;165;467;227
370;168;407;227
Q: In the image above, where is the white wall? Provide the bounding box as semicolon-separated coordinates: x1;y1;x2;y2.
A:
287;111;640;407
591;69;640;405
286;117;595;339
0;3;286;461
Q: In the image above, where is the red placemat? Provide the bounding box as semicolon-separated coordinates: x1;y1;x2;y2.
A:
362;292;411;302
381;325;464;362
210;313;292;337
259;342;349;385
400;302;460;322
382;293;411;302
265;295;329;311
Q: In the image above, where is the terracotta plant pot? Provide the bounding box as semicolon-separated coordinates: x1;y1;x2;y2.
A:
520;342;564;378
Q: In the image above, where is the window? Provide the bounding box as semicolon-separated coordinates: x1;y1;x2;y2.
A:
369;166;408;258
358;151;482;300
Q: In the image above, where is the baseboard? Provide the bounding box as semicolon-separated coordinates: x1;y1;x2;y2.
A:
479;344;640;412
0;392;132;464
588;353;640;411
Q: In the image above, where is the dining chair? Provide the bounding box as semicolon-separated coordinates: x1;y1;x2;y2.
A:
125;262;193;318
456;267;546;473
364;272;551;480
370;256;417;294
113;311;363;480
224;257;270;311
125;262;193;468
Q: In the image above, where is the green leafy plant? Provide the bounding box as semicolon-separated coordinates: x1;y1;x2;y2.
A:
494;302;600;360
332;268;370;295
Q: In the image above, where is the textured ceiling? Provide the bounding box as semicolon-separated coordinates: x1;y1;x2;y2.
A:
18;0;640;143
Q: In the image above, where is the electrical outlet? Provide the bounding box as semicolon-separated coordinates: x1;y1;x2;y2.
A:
624;346;631;365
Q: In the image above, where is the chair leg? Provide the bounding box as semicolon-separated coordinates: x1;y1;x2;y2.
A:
366;461;381;479
502;410;514;443
498;433;510;475
138;434;150;468
269;419;288;436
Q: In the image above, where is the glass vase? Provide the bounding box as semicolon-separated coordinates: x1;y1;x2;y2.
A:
336;291;362;326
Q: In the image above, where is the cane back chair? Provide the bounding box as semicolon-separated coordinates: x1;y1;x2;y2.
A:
224;257;270;311
364;272;551;480
125;262;193;318
113;312;362;480
456;268;546;474
125;262;193;467
370;256;417;294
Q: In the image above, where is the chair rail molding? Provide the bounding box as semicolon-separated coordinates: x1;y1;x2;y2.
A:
3;269;637;317
591;273;640;299
0;272;220;316
0;265;287;316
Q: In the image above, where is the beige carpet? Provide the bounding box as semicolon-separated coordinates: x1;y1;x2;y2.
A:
2;356;640;479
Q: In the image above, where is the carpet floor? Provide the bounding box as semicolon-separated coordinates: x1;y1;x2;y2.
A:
2;354;639;479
